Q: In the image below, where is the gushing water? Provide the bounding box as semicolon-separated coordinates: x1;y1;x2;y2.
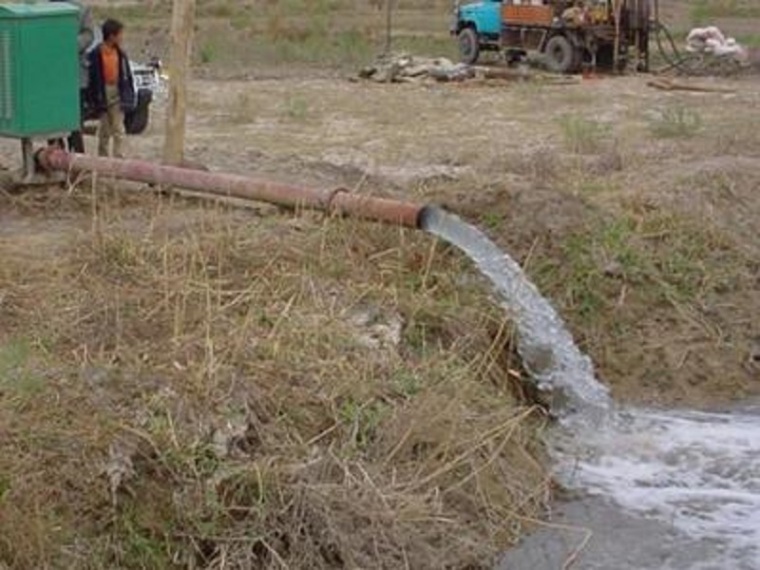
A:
420;206;612;418
421;207;760;568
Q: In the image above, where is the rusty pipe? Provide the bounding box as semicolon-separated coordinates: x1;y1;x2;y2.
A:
37;148;425;228
329;189;424;228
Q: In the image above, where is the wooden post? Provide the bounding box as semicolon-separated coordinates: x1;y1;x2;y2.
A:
163;0;196;165
384;0;393;55
612;0;624;74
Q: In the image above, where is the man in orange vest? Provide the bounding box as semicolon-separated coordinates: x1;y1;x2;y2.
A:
87;19;136;158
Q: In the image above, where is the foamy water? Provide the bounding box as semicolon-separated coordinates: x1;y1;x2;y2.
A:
422;207;760;568
557;409;760;567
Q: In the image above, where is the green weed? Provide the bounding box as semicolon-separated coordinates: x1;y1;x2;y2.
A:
533;211;745;327
482;211;503;230
537;218;642;320
199;43;216;65
0;339;45;402
339;399;388;451
113;507;174;568
392;369;422;398
204;2;235;19
0;338;30;376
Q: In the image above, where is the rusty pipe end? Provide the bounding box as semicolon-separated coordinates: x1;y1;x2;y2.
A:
328;191;427;229
35;146;72;172
416;204;451;233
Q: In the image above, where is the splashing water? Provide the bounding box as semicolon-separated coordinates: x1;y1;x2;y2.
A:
421;207;760;568
555;408;760;568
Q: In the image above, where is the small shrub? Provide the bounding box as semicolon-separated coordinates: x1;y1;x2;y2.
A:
650;106;703;139
204;2;234;19
558;115;610;154
199;43;216;64
284;96;309;121
482;211;503;230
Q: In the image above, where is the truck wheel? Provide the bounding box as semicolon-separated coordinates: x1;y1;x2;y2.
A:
125;104;149;135
124;90;152;135
544;35;577;74
458;27;480;65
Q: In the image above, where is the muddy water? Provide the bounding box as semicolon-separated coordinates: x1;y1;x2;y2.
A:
421;207;760;569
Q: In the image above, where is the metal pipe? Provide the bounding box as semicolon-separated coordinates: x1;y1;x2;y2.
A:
37;148;425;228
331;189;424;228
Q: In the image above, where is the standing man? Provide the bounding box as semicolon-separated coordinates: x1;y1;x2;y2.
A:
87;19;135;157
50;0;94;153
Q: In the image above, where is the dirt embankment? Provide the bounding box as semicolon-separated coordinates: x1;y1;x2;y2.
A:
130;71;759;409
0;188;551;568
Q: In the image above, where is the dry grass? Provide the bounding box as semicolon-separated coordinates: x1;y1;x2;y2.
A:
0;190;550;569
102;0;457;76
648;105;703;139
557;115;612;155
691;0;760;21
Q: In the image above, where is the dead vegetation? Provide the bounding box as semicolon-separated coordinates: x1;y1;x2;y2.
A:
101;0;458;78
0;191;550;569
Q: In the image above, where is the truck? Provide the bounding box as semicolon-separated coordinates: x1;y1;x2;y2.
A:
451;0;652;74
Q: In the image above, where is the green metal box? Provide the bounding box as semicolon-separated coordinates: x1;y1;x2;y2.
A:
0;2;80;138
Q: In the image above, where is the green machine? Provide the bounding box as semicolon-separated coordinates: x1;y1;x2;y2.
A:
0;2;79;182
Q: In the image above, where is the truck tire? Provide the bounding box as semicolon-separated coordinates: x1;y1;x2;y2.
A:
124;89;152;135
458;27;480;65
544;35;577;74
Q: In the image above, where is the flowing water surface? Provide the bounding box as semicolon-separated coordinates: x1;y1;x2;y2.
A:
421;207;760;569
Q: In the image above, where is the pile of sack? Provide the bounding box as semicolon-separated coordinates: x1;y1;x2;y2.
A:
358;54;475;83
686;26;748;61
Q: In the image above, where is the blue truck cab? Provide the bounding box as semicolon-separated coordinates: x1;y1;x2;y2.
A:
451;0;503;64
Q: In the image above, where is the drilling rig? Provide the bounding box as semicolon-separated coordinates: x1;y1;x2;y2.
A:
453;0;656;73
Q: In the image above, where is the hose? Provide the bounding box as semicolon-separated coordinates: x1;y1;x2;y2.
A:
652;20;691;73
646;0;703;75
